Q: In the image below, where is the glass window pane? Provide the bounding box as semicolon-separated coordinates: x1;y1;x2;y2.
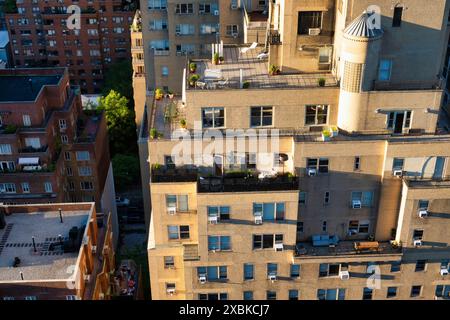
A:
178;195;188;211
263;203;275;220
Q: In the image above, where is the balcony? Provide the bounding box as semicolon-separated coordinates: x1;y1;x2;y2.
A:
18;145;48;154
151;165;198;183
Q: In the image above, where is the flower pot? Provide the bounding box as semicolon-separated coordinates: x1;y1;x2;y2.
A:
321;132;331;142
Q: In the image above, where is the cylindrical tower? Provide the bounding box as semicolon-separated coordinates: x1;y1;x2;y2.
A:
337;11;384;133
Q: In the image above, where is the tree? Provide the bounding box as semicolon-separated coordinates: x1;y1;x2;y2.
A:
102;60;134;105
98;90;137;156
112;154;140;191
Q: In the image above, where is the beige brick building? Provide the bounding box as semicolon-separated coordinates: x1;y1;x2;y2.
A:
137;0;450;300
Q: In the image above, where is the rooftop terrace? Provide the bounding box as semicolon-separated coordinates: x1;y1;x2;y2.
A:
0;74;62;102
0;208;90;282
189;46;337;90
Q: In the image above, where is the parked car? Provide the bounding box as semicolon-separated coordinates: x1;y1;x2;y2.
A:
116;196;130;207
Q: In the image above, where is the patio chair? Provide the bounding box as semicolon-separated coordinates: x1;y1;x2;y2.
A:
217;78;229;88
196;81;206;89
257;52;269;60
240;42;258;54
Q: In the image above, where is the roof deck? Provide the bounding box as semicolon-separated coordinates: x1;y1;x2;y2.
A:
0;207;90;282
189;46;337;90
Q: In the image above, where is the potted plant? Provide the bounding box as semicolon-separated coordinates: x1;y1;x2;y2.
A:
318;78;326;87
150;128;163;139
213;52;219;65
180;119;187;129
242;81;250;89
269;64;280;76
321;129;331;142
155;88;164;100
189;74;199;87
189;62;197;73
330;125;339;137
219;56;225;64
167;90;174;99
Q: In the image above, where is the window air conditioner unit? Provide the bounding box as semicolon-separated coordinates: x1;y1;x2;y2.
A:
307;168;317;176
84;274;91;282
268;273;277;281
413;239;423;247
339;270;350;280
231;4;238;10
214;10;219;16
308;28;321;36
232;33;239;38
393;170;403;177
418;210;428;218
274;243;284;252
198;274;207;284
440;267;449;276
166;288;176;295
167;207;177;215
352;200;362;209
175;31;181;36
254;215;263;225
208;215;218;224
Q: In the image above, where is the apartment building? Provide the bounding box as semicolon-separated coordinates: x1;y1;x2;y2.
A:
0;67;119;245
140;0;450;300
4;0;136;94
0;203;116;300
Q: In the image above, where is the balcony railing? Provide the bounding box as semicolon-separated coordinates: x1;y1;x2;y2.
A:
18;145;48;154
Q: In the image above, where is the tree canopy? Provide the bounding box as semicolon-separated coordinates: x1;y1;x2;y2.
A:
98;90;137;156
102;60;134;105
112;154;141;191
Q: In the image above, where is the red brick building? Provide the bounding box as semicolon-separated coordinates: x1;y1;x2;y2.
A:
0;67;115;223
4;0;136;93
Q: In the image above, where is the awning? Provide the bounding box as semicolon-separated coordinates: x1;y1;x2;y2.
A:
18;157;39;165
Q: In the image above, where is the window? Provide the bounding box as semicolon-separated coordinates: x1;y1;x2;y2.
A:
348;220;370;235
166;195;188;212
413;229;424;240
253;203;285;221
392;7;403;27
202;107;224;128
150;19;168;30
387;287;397;298
23;114;31;126
175;3;194;14
317;289;346;300
250;106;273;127
226;25;239;36
64;152;71;161
324;191;330;205
0;144;12;155
363;287;373;300
78;167;92;177
391;261;401;272
198;293;228;300
76;151;90;161
351;191;374;207
415;260;427;272
307;158;329;174
435;285;450;298
243;264;254;280
200;23;219;34
59;119;67;130
253;234;283;250
305;105;328;125
207;206;230;221
0;183;16;193
148;0;167;10
21;182;30;193
299;192;307;206
266;291;277;300
162;66;169;76
419;200;429;210
290;264;300;278
197;266;227;281
319;263;340;277
322;220;327;232
167;225;190;240
243;291;253;300
3;297;15;300
164;256;175;268
354;157;361;170
80;181;93;191
25;296;37;300
208;236;231;251
289;290;299;300
25;137;41;149
378;59;392;81
297;221;304;233
150;40;170;51
392;158;404;171
410;285;422;298
66;295;78;300
387;111;412;132
298;11;322;35
44;182;52;193
175;24;195;35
